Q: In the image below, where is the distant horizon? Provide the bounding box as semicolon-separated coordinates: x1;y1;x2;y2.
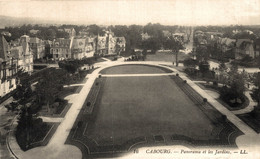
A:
1;0;260;26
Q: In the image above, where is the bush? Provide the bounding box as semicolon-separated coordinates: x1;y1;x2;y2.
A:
183;80;187;83
203;98;208;102
87;102;91;107
99;75;102;78
176;73;179;76
16;118;50;151
220;86;247;108
184;68;198;77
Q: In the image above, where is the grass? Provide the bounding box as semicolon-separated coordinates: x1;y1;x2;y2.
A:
67;64;241;156
86;76;215;144
100;64;173;74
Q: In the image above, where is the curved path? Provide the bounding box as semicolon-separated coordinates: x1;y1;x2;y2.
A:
232;91;257;115
8;61;260;159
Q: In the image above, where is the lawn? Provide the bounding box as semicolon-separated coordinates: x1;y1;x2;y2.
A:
67;64;241;156
100;64;173;74
86;76;215;145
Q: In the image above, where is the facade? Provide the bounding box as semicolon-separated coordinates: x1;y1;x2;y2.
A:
79;29;90;37
217;38;236;53
107;33;117;54
96;36;107;55
162;30;172;38
205;32;223;40
72;37;96;59
141;32;151;41
85;37;95;58
50;38;74;60
0;36;18;97
29;29;40;35
116;37;126;53
10;42;33;74
44;40;53;59
64;28;76;37
254;38;260;58
29;37;46;59
72;38;86;59
172;33;188;43
235;39;255;59
96;31;126;55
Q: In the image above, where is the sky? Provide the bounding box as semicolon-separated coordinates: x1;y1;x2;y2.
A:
0;0;260;26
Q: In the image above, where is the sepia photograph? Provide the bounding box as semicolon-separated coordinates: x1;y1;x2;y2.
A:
0;0;260;158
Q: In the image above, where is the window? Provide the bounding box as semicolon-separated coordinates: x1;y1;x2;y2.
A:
9;80;13;89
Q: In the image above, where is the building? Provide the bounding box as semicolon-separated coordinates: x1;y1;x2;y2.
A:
235;39;255;59
85;37;95;58
64;28;76;37
0;35;18;97
29;37;46;60
141;32;151;41
205;32;223;40
79;29;90;37
116;37;126;53
172;33;188;44
71;38;86;59
254;38;260;58
29;29;40;35
96;31;126;55
162;30;172;38
107;33;117;54
44;40;53;59
10;37;33;74
217;38;236;53
96;36;107;55
50;37;74;60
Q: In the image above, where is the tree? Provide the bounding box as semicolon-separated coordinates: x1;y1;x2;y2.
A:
199;61;210;75
220;63;246;105
183;58;198;68
219;61;227;72
35;68;69;112
164;37;183;66
217;61;228;86
196;45;209;62
250;72;260;106
229;73;246;103
58;60;83;74
16;104;33;149
141;37;160;53
9;73;35;150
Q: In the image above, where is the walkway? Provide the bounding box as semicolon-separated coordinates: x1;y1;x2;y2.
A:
102;72;175;77
101;57;112;61
7;60;260;159
39;116;63;123
192;81;257;115
232;91;257;114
